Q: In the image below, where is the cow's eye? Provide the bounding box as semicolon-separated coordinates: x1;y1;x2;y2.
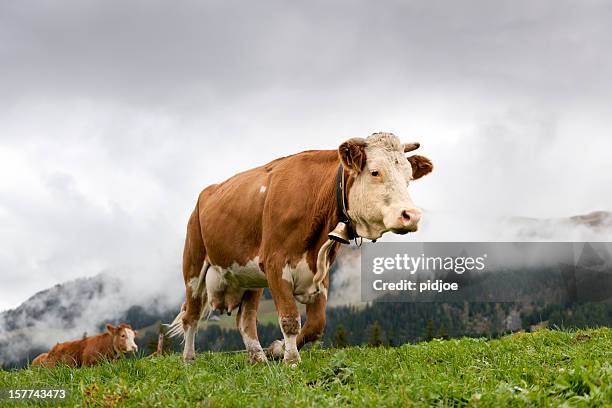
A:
370;170;380;177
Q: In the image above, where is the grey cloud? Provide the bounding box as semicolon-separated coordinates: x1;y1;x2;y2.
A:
2;1;611;108
1;1;612;310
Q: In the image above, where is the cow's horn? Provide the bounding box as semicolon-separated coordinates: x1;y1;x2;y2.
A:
328;222;351;244
403;142;420;153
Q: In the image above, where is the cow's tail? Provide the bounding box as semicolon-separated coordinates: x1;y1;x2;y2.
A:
166;307;212;340
313;239;336;295
166;289;211;340
166;303;187;339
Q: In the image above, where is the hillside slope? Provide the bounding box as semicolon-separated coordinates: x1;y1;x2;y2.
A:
1;328;610;407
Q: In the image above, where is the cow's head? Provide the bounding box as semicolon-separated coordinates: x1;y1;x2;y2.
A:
339;132;433;240
107;323;139;353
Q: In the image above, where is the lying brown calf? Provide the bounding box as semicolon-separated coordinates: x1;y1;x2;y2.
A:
32;323;138;368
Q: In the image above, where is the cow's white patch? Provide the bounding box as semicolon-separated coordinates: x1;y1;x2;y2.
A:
319;286;328;299
241;333;263;353
285;334;298;354
125;329;138;352
206;266;229;311
239;312;266;363
259;185;267;193
206;258;267;313
281;267;293;286
183;324;197;362
280;317;301;366
242;334;259;350
224;257;268;288
188;278;200;298
281;254;319;304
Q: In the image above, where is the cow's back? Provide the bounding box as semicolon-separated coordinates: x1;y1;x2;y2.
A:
198;149;338;267
198;166;267;267
46;339;85;367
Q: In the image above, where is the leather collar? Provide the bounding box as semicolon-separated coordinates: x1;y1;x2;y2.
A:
335;164;357;240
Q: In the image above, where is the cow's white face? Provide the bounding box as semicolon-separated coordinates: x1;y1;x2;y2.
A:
339;133;433;241
107;324;139;353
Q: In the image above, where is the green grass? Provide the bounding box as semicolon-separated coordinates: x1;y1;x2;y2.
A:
1;328;610;407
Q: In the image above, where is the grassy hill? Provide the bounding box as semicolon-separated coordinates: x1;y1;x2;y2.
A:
1;328;610;407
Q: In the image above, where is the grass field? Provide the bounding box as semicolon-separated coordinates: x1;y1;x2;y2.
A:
1;328;610;407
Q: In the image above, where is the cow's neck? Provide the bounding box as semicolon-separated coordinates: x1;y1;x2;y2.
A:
305;156;353;250
307;156;354;294
97;333;118;358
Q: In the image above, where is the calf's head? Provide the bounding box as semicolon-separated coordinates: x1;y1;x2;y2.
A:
107;323;139;353
339;132;433;240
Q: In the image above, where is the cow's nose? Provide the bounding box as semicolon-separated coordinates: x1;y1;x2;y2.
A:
133;345;139;352
400;208;421;227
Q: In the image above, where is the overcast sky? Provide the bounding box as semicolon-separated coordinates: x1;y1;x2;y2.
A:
1;0;612;311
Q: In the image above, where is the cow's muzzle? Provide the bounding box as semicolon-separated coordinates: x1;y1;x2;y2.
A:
389;208;421;233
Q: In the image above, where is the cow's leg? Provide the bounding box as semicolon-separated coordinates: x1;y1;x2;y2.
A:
267;294;327;358
180;260;209;363
182;270;208;363
179;206;209;363
267;264;301;366
236;289;267;364
297;293;327;349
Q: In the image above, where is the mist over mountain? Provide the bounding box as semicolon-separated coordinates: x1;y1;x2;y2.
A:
503;211;612;240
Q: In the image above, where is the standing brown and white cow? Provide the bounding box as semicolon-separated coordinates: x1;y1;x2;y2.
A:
168;132;433;366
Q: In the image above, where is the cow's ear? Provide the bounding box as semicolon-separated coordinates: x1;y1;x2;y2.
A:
407;155;433;180
339;138;367;173
106;324;116;334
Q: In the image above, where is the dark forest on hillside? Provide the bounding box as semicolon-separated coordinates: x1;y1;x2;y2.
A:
135;301;611;357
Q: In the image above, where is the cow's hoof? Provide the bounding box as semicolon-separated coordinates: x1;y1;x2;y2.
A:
266;340;284;360
182;353;196;364
283;350;301;367
247;350;268;365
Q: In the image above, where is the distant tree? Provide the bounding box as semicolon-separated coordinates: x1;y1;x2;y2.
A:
333;325;349;348
82;332;87;339
368;321;384;347
146;323;172;356
437;325;449;340
426;320;434;341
